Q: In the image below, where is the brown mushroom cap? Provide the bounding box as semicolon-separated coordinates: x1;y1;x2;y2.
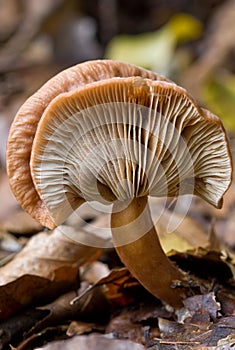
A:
6;60;169;228
30;77;232;229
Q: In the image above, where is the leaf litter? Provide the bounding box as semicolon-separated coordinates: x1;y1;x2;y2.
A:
1;1;235;348
0;199;235;349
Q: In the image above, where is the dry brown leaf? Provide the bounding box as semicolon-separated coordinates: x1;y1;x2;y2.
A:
26;282;110;337
90;268;142;308
71;267;152;316
0;226;103;319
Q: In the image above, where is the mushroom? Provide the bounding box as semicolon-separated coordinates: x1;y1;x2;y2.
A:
7;60;169;229
7;60;232;308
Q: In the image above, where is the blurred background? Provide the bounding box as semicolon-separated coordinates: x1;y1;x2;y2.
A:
1;0;235;251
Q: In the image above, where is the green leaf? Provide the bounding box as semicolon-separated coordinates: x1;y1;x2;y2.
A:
105;13;202;75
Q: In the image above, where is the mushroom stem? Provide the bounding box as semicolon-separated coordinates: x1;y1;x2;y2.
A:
111;197;188;308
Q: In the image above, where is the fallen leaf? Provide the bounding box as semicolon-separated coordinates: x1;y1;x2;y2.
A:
88;268;141;307
0;226;103;319
27;282;110;337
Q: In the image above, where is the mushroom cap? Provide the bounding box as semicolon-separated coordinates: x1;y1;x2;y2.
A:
6;60;169;228
30;76;232;228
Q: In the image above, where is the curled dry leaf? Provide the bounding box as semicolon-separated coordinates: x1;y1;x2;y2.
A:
0;226;103;319
27;282;110;337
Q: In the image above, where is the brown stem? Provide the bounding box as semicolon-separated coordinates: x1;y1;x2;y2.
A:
111;196;188;308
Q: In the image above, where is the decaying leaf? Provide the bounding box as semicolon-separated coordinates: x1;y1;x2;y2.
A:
0;226;103;319
26;282;110;337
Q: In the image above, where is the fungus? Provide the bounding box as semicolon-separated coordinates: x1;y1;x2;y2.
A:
7;60;232;308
